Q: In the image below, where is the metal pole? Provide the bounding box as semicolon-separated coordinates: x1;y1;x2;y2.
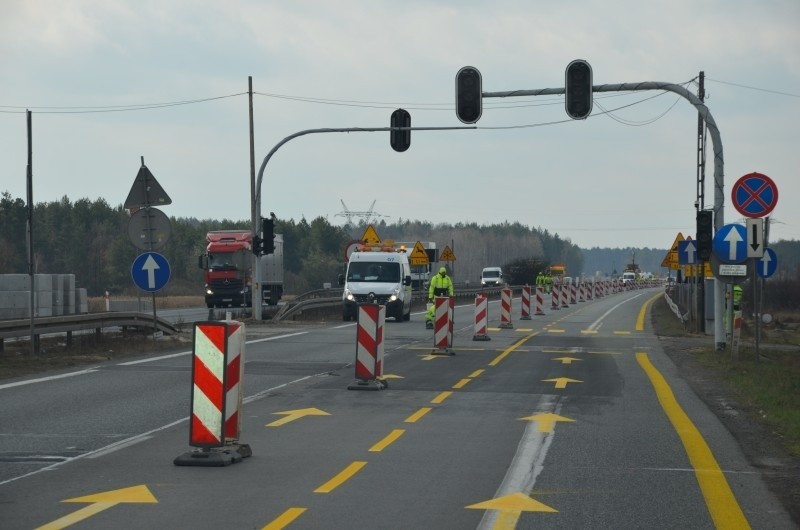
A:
248;77;258;317
140;156;158;340
26;110;36;355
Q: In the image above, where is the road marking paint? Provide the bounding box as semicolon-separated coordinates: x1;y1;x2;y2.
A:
636;293;662;331
0;369;98;390
547;329;565;333
489;333;537;366
314;461;367;493
580;330;598;334
636;352;750;529
469;369;485;378
369;429;405;452
431;391;453;404
405;407;432;423
453;378;472;389
613;331;631;335
261;507;307;530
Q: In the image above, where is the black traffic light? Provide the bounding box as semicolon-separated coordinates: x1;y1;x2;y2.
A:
252;235;263;255
261;217;275;255
565;59;593;120
390;108;411;152
696;210;713;260
455;66;482;124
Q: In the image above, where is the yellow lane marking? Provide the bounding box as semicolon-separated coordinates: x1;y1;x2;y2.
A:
369;429;405;452
542;377;583;389
314;461;367;493
266;407;330;427
466;492;557;528
38;485;158;530
636;352;750;529
580;330;598;334
431;391;453;404
519;412;576;433
613;331;631;335
469;369;485;378
589;350;621;355
489;332;538;366
405;407;432;423
552;357;582;365
261;507;307;530
637;293;662;331
516;328;534;332
453;378;472;389
547;329;566;333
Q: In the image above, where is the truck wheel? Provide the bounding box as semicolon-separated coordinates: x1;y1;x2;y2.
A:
403;310;411;321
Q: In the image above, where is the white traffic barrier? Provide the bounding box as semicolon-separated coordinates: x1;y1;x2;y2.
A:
473;294;490;341
551;284;560;310
535;286;546;315
500;288;514;328
349;304;387;390
433;296;453;355
520;286;532;320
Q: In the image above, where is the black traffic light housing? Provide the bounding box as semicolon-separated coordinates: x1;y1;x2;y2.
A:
565;59;593;120
455;66;482;124
696;210;713;260
252;235;263;255
262;217;276;255
390;108;411;152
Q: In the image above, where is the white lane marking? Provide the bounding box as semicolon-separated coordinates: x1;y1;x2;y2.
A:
0;369;98;390
586;293;644;331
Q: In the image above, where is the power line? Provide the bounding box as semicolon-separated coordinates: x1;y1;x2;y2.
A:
0;93;246;114
706;78;800;98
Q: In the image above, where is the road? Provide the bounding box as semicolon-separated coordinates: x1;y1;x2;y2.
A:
0;288;793;529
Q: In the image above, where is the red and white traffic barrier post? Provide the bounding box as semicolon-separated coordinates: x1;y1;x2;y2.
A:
500;288;514;328
175;319;250;466
570;284;577;304
433;296;454;355
473;294;491;341
561;284;569;308
349;304;387;390
520;285;532;320
535;286;546;316
551;284;560;310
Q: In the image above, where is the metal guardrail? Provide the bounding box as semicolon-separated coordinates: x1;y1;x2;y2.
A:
0;312;179;343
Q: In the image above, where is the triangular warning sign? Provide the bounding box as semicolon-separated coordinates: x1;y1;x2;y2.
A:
124;164;172;209
661;232;684;270
409;241;430;265
440;245;456;262
360;224;382;246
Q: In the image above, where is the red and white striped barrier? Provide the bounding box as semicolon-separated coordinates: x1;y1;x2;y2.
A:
570;284;577;304
433;296;453;354
473;294;491;341
578;282;585;302
175;319;250;466
551;284;560;310
560;284;569;308
349;304;387;390
535;286;546;316
520;286;532;320
500;288;513;328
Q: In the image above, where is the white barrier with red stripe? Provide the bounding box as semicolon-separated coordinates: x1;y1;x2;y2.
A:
570;284;577;304
349;304;386;390
551;284;560;310
535;286;546;315
560;284;569;308
500;288;513;328
433;296;453;354
520;286;532;320
473;294;490;341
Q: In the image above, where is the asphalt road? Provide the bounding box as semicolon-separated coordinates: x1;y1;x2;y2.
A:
0;288;794;529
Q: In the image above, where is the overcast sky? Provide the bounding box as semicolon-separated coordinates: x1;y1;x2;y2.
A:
2;0;798;250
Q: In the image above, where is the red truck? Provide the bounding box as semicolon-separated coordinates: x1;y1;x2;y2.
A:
198;230;284;309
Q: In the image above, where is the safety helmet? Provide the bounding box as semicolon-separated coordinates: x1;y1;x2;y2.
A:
439;267;447;275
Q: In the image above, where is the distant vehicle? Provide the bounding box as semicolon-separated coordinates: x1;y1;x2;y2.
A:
549;264;567;284
395;241;437;289
481;267;504;287
338;244;413;322
198;230;284;308
621;271;637;284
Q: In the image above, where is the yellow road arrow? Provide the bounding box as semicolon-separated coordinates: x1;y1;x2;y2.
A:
552;356;582;365
380;374;404;380
37;485;157;530
542;377;583;389
267;407;330;427
467;492;557;528
519;412;576;433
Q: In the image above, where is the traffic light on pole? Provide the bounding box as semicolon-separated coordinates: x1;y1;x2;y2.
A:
565;59;593;120
390;108;411;152
696;210;713;260
252;235;263;255
455;66;482;124
261;217;275;255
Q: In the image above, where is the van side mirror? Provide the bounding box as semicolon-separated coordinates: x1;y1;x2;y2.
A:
403;275;412;286
338;273;345;286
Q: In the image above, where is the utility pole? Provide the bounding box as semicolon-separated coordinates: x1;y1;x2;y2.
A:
696;71;707;333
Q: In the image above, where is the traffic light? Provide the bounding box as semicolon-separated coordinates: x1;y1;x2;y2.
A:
252;235;263;255
455;66;482;124
261;217;276;255
565;59;593;120
696;210;713;260
390;108;411;152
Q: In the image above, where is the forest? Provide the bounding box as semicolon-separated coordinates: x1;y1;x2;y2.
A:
1;192;797;298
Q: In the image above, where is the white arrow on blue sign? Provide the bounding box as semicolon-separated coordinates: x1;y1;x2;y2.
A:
757;248;778;278
713;223;747;264
131;251;171;292
678;240;697;265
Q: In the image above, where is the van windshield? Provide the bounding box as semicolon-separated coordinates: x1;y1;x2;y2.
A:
483;270;500;278
347;262;400;282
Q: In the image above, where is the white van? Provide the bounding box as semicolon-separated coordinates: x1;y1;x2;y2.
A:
339;247;413;322
481;266;504;287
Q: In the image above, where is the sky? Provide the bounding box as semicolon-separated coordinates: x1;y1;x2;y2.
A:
1;0;798;250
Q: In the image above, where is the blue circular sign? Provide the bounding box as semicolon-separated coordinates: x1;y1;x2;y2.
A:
713;224;747;264
757;248;778;278
131;252;171;292
731;172;778;218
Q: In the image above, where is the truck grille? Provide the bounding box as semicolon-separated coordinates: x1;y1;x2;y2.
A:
209;278;244;293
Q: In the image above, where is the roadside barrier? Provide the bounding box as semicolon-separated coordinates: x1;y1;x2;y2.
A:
520;286;532;320
535;286;546;315
578;282;586;302
433;296;453;355
551;284;560;310
175;319;251;467
348;304;387;390
560;285;569;308
500;288;513;328
570;284;577;304
473;294;490;341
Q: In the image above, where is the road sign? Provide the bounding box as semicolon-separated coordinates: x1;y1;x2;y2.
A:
661;232;684;269
131;252;171;292
713;223;747;263
678;240;697;265
731;172;778;218
709;253;750;284
360;225;381;246
409;241;430;266
127;207;172;250
757;248;778;278
344;240;361;262
124;163;172;209
440;245;456;262
745;218;764;258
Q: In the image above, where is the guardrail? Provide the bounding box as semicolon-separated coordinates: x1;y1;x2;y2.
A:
0;312;180;350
